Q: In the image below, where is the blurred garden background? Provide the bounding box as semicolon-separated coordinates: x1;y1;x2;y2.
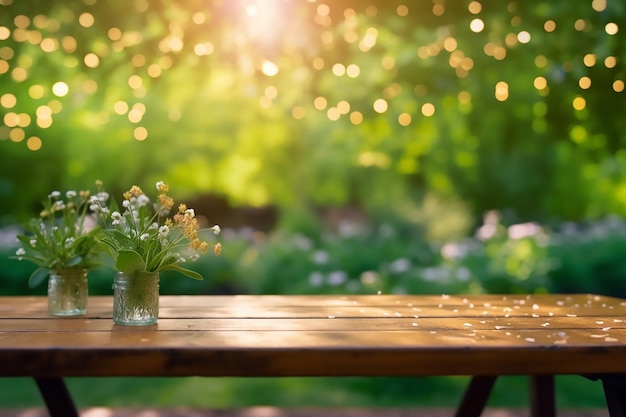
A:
1;0;625;411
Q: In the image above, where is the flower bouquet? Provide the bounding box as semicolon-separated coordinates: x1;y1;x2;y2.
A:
13;183;106;315
92;181;221;325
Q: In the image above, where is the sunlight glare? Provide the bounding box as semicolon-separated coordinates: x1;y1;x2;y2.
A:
27;136;42;150
495;81;509;101
52;82;69;97
261;60;279;76
470;18;484;33
246;5;258;17
241;0;290;49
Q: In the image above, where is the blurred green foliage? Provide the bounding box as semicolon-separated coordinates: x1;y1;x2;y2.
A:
1;0;626;229
3;213;626;298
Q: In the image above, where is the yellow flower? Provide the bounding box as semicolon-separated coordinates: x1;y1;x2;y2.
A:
123;185;143;200
200;241;209;254
156;181;169;193
158;194;174;210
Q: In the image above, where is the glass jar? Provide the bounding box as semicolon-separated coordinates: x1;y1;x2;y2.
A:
112;271;160;326
48;268;88;316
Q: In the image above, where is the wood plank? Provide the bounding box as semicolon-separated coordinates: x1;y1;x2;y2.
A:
0;315;624;332
2;294;625;319
152;293;626;308
0;328;621;360
3;293;626;309
1;330;626;377
2;326;626;347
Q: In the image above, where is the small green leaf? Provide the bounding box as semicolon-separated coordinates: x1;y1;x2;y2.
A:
97;238;119;258
115;250;146;274
66;256;83;267
28;267;50;288
161;264;204;280
16;235;34;246
10;254;47;267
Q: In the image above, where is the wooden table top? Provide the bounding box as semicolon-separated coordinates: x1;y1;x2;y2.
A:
1;294;626;378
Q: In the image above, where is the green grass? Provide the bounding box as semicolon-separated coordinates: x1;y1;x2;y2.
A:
0;375;608;409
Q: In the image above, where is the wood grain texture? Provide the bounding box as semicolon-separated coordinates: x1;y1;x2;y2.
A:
1;294;626;377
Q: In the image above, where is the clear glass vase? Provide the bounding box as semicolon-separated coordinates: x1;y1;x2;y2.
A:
112;271;160;326
48;268;88;316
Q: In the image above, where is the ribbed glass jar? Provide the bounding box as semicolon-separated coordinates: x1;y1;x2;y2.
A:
112;271;160;326
47;268;88;316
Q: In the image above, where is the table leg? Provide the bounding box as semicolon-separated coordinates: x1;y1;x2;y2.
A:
601;376;626;417
529;375;555;417
34;377;79;417
454;375;497;417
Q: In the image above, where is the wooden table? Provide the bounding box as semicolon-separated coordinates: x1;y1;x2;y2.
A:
1;294;626;417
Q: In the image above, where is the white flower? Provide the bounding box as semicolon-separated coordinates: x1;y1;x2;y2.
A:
158;225;170;238
293;234;313;250
111;211;123;225
53;200;66;211
327;270;347;286
312;250;329;265
389;258;411;273
360;271;379;285
65;237;75;247
122;200;131;208
441;243;463;260
136;194;150;207
29;239;37;246
156;181;165;190
185;208;195;218
456;267;471;282
49;191;61;199
96;191;109;202
508;222;543;240
308;271;324;287
15;248;26;257
210;225;221;235
140;233;150;241
66;190;77;198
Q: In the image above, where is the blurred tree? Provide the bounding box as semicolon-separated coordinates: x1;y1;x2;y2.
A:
1;0;625;234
